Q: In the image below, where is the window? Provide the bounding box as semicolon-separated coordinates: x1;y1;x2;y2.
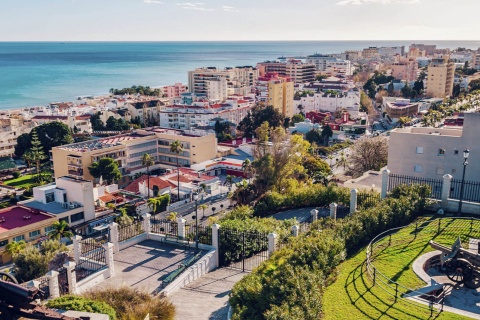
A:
454;150;459;155
45;192;55;203
414;165;423;173
452;168;457;174
416;147;424;154
438;149;445;156
70;212;85;223
29;230;40;238
436;167;445;175
13;235;25;242
45;226;54;233
0;240;7;247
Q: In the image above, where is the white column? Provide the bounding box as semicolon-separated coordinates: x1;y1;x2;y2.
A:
73;235;82;264
350;189;358;214
292;225;300;237
330;203;338;220
46;270;59;299
64;261;77;294
177;218;186;239
381;169;391;199
142;213;151;236
268;233;277;256
109;222;119;254
103;242;115;278
212;224;220;268
310;209;318;222
442;174;453;209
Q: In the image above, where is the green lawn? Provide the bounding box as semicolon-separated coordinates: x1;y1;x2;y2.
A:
3;174;37;189
323;216;479;320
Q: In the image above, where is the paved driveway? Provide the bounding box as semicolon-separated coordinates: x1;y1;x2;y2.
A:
100;240;201;294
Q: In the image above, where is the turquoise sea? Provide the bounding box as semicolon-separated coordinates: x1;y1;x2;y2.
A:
1;41;480;110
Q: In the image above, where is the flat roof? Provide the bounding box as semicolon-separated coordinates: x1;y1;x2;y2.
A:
21;200;77;215
57;133;151;152
0;206;54;234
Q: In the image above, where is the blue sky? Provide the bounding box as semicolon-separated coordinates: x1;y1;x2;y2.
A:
0;0;478;41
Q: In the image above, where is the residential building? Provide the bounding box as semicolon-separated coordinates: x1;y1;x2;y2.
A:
382;98;420;122
379;46;405;57
286;60;316;83
362;47;380;60
391;56;418;82
295;90;361;117
410;44;436;56
126;99;169;127
0;206;58;264
162;83;187;98
51;128;217;182
256;61;287;77
426;57;455;98
31;115;93;134
387;113;480;182
0;116;35;157
408;47;427;59
263;74;295;118
306;54;352;76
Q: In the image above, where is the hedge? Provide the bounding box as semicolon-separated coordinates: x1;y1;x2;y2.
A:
46;296;117;320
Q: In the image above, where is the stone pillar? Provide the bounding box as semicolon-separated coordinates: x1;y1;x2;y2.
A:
330;203;338;220
103;242;115;278
73;235;82;264
268;233;277;256
26;280;40;290
177;218;186;239
442;174;453;209
310;209;318;222
350;188;358;214
381;169;391;199
109;222;119;253
46;270;60;299
292;225;300;237
212;224;220;268
64;261;77;294
142;213;151;236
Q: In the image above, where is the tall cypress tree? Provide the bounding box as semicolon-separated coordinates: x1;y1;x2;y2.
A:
26;130;47;181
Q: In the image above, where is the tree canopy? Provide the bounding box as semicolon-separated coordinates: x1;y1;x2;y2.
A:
110;85;160;96
88;158;122;183
15;122;73;157
215;120;233;142
349;136;388;177
237;105;285;137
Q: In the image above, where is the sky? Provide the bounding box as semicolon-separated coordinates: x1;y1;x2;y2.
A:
0;0;479;41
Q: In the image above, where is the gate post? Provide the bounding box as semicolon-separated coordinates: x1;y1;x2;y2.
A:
381;169;390;199
310;209;318;222
64;261;77;294
330;203;337;220
109;222;119;253
441;174;452;209
103;242;115;278
177;218;186;239
212;224;220;268
142;213;151;236
73;235;82;264
268;233;277;256
350;189;358;214
292;225;300;237
46;270;60;299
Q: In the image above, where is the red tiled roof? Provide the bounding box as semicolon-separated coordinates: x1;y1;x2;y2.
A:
124;175;176;193
98;193;117;203
0;206;54;233
32;115;68;120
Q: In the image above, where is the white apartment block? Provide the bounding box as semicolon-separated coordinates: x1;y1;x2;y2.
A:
388;113;480;182
286;60;316;83
306;54;352;76
295;90;361;117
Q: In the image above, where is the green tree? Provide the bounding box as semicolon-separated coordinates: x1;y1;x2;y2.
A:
167;211;178;222
349;137;388;177
5;240;26;257
242;159;254;178
305;129;323;146
147;198;159;214
48;220;74;241
315;74;328;81
397;116;411;127
24;130;47;181
90;112;105;131
335;151;349;171
291;114;305;124
116;207;133;226
15;133;32;158
237;105;285;137
321;125;333;146
15;122;73;158
303;155;332;184
142;153;155;199
88;158;122;184
170;140;183;201
199;204;209;218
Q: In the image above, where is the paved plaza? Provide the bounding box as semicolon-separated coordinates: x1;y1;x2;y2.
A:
99;240;202;294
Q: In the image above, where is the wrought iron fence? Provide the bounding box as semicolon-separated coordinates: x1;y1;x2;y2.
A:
81;237;105;255
118;221;144;242
357;192;381;210
20;276;50;300
76;244;107;283
185;223;212;245
151;217;178;236
58;267;68;296
450;179;480;203
388;174;443;199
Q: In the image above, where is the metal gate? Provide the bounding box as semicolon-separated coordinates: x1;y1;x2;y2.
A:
76;238;107;282
58;267;69;295
219;228;269;272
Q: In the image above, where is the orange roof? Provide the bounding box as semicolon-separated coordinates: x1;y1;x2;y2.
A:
124;175;176;193
98;193;117;203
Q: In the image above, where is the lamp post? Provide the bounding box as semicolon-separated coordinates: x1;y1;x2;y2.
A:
193;191;199;251
458;149;470;216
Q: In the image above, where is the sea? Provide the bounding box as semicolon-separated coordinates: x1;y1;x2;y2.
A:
1;40;480;110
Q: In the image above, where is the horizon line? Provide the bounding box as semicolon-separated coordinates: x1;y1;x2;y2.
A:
1;39;480;43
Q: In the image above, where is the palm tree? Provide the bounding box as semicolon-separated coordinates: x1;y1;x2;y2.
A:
242;159;254;178
327;154;334;167
199;204;209;218
48;220;73;241
142;153;155;199
5;240;26;257
167;211;178;222
148;198;159;214
336;151;349;171
170;140;183;201
225;175;234;187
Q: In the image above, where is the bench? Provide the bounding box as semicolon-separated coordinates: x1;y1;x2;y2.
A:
161;252;202;289
161;234;190;250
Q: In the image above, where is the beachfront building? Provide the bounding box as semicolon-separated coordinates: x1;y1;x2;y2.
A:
256;61;287;77
285;60;316;83
410;44;436;56
162;83;188;98
426;57;455;98
387;113;480;182
125;98;169;127
30;115;93;134
0;206;58;264
378;46;405;57
362;47;380;60
391;56;418;82
51;127;217;183
306;54;353;76
0;116;35;157
159;96;254;129
295;90;361;117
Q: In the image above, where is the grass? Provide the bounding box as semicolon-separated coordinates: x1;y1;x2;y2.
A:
323;216;479;320
3;174;37;189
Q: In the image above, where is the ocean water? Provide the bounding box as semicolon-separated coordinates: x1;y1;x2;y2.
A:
1;41;480;110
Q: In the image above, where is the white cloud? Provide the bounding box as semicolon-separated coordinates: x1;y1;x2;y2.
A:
144;0;164;4
176;2;213;10
337;0;419;5
222;5;239;12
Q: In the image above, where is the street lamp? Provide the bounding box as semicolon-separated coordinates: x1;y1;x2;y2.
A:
193;191;199;251
458;149;470;216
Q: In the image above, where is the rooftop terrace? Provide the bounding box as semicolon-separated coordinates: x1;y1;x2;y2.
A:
0;206;54;234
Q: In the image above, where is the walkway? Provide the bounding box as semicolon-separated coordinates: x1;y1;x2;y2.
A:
99;240;202;294
169;268;245;320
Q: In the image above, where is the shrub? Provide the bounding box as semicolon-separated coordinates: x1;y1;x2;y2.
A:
12;171;21;179
84;286;175;320
46;296;116;320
